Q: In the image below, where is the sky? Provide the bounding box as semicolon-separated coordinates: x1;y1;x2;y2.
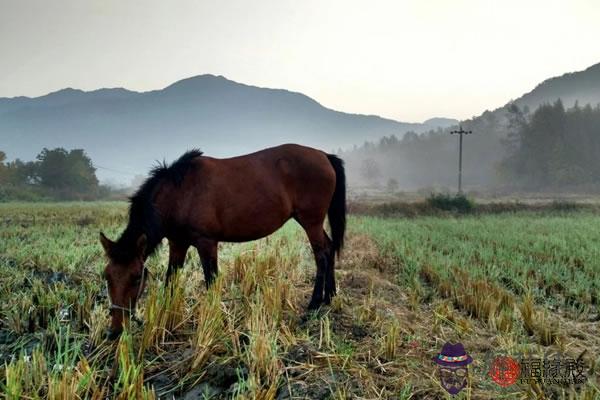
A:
1;0;599;122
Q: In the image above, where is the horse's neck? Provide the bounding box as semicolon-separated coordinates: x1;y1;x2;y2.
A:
120;217;164;259
126;180;170;258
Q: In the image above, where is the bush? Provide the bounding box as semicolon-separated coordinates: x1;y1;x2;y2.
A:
0;185;49;202
426;193;474;213
549;200;579;212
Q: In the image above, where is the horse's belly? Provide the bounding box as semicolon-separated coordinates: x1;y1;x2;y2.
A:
217;216;291;242
211;199;292;242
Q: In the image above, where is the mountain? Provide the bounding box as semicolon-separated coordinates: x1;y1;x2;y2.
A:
421;117;458;130
341;61;600;190
511;63;600;112
449;62;600;187
0;75;455;183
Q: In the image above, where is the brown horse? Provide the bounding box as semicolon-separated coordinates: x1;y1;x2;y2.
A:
100;144;346;339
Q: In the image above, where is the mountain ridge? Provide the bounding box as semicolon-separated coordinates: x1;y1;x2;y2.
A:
511;62;600;112
2;62;599;185
0;74;457;183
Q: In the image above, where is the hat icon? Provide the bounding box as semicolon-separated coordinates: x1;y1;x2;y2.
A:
433;342;473;367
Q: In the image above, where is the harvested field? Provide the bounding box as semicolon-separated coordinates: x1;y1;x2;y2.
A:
0;202;598;399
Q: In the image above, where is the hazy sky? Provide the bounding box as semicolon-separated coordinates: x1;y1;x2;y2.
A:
1;0;599;121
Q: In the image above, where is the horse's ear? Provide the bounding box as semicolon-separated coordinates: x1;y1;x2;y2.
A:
99;232;114;255
136;234;147;257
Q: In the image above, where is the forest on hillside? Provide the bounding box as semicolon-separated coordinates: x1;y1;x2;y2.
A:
342;100;600;193
499;101;600;191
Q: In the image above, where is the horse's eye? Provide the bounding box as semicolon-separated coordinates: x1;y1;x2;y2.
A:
132;276;142;286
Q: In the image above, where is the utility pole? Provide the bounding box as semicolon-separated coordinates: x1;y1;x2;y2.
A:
450;125;472;193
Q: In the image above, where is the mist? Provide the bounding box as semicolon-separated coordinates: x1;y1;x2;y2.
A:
2;64;600;199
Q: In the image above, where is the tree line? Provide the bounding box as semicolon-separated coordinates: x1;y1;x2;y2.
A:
341;100;600;193
498;100;600;191
0;148;109;201
3;100;599;200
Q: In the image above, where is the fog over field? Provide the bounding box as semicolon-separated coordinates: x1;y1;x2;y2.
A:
0;75;457;185
343;63;600;193
2;63;600;195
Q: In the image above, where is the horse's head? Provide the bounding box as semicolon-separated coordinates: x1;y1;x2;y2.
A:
99;232;148;340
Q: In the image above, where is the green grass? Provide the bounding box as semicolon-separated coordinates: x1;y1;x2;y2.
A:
0;202;599;399
352;213;600;311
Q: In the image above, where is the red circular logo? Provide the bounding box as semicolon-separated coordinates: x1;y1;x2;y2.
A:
488;356;520;387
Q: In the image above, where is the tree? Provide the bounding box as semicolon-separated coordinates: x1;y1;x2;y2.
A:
360;158;382;186
35;148;98;195
0;147;106;201
0;151;6;184
0;152;34;186
498;100;600;190
386;178;399;193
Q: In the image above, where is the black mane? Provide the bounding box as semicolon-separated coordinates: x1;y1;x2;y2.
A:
108;149;203;263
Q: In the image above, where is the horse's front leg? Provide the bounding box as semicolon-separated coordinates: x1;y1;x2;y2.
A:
195;238;219;289
165;240;189;284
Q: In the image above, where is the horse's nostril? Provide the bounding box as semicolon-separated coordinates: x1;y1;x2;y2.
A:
105;328;122;341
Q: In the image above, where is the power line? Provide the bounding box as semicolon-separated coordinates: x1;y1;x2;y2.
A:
93;164;139;177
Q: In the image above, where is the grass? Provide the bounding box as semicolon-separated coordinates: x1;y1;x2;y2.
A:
353;213;600;311
349;197;600;218
0;202;599;399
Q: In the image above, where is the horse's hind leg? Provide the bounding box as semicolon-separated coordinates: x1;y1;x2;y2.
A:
323;231;336;304
166;240;189;283
195;238;218;289
300;223;330;310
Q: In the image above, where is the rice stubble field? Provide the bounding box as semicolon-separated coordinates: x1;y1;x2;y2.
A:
0;202;599;399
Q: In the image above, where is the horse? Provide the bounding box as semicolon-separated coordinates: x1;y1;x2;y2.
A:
100;144;346;339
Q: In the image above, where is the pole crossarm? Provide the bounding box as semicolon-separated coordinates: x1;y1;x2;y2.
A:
450;125;473;136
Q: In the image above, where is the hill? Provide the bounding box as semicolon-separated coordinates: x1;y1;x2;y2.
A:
512;63;600;112
342;62;600;191
0;75;455;183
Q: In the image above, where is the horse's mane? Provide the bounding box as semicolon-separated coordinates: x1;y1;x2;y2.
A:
108;149;203;263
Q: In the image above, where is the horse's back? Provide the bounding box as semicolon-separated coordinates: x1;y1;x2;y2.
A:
244;144;336;202
206;143;334;189
174;144;334;241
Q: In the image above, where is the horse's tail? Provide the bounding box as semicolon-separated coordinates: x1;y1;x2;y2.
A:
326;154;346;257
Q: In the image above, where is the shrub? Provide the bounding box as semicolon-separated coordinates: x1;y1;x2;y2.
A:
426;193;474;213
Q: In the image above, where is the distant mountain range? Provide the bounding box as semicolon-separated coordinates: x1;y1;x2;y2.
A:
0;75;456;183
2;62;600;185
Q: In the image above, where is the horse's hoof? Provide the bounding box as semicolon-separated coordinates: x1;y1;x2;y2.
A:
105;328;122;341
307;300;322;311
